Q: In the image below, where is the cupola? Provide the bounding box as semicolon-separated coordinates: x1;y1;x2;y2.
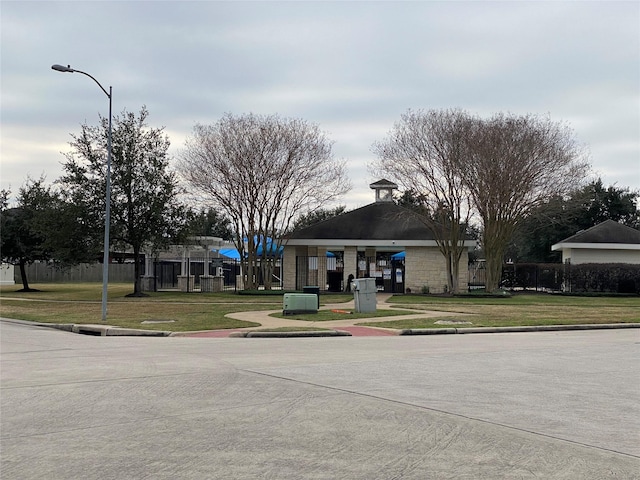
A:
369;179;398;203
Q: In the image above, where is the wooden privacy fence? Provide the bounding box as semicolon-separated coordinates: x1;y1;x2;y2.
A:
16;263;135;284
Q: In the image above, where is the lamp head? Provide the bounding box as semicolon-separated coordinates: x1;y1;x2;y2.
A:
51;64;74;73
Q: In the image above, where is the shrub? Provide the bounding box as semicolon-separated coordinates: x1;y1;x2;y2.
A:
566;263;640;294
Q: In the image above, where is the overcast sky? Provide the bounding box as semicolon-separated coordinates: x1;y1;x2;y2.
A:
2;1;639;210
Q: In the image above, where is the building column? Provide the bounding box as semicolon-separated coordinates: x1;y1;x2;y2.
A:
344;246;357;291
306;246;318;286
282;246;296;290
177;247;194;292
140;250;155;292
317;246;327;290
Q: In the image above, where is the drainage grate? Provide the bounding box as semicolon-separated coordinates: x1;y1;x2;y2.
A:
75;328;103;336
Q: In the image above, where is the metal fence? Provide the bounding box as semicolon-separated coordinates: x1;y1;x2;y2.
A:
469;262;640;294
13;258;283;292
153;258;243;292
20;259;637;294
468;262;564;292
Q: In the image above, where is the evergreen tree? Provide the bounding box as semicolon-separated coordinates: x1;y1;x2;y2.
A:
0;179;55;290
509;179;639;262
187;208;233;240
60;106;189;296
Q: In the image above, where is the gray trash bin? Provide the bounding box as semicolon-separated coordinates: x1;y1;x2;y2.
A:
352;278;377;313
303;286;320;309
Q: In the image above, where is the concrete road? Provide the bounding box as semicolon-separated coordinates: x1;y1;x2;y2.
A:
1;321;638;479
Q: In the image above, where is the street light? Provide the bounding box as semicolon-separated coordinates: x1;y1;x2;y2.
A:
52;64;112;322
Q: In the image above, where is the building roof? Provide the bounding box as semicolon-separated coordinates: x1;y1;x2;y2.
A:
369;179;398;189
288;202;436;241
555;220;640;245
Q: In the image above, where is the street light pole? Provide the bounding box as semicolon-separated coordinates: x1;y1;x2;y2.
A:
52;64;112;322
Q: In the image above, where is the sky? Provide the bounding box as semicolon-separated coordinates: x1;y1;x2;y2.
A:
2;1;639;210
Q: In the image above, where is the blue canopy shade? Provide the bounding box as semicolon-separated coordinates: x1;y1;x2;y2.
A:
391;251;405;260
256;243;284;257
219;248;241;260
217;236;284;260
218;245;334;260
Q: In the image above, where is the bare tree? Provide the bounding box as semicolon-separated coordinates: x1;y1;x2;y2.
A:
372;109;474;294
460;113;589;292
179;113;351;290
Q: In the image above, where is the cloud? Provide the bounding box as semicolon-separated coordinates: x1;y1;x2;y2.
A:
1;0;638;206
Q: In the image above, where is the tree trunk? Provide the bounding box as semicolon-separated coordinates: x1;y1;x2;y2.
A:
484;248;504;293
449;253;460;294
19;259;30;291
444;253;454;294
133;247;142;295
483;219;515;293
261;258;273;290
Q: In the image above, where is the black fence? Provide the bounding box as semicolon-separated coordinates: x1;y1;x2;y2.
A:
153;257;283;292
469;262;640;294
500;263;565;292
154;258;242;292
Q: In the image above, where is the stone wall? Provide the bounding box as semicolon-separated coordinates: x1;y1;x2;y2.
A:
404;247;469;294
282;246;297;290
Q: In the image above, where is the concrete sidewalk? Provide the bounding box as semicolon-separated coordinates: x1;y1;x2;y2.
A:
181;293;640;338
3;292;639;338
184;293;476;337
225;292;441;329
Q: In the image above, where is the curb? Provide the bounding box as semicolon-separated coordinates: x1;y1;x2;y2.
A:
400;323;640;335
0;318;171;337
71;324;171;337
3;317;638;338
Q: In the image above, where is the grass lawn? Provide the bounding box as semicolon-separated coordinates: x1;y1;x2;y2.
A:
1;283;638;332
0;283;353;332
358;293;640;329
0;283;268;332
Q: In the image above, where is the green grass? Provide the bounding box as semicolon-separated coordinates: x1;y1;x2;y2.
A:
0;283;357;332
361;292;640;329
0;283;272;332
1;283;638;333
388;292;640;307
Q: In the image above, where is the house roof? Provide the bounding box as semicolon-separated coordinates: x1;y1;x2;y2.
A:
288;202;470;245
288;202;443;241
555;220;640;245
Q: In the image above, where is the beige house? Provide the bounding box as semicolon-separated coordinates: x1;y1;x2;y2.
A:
551;220;640;264
282;180;476;293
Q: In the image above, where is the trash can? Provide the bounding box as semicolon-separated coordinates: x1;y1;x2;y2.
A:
303;286;320;309
352;278;377;313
